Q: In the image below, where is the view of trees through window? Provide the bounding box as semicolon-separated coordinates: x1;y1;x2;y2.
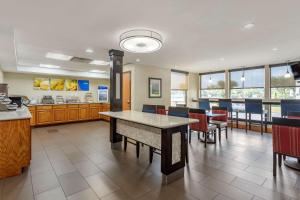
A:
200;72;225;98
270;64;300;99
230;68;265;98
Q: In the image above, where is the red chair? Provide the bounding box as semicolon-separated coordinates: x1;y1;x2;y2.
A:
156;105;166;115
272;117;300;176
210;106;228;142
189;109;217;148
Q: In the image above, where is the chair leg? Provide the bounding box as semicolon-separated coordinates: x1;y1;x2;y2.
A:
278;154;282;167
249;113;251;131
204;132;207;148
273;152;277;177
236;111;239;129
261;113;263;135
218;128;221;142
230;112;233;130
136;142;140;158
213;130;216;143
245;113;248;133
225;127;228;139
149;147;153;163
189;129;192;143
124;137;127;151
185;141;189;163
198;132;200;140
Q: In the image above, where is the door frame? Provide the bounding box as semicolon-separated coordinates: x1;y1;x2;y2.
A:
123;71;131;110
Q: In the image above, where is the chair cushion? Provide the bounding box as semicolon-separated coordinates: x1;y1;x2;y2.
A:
210;120;228;128
207;124;217;131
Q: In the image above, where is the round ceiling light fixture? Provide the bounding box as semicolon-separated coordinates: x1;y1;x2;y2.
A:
119;29;163;53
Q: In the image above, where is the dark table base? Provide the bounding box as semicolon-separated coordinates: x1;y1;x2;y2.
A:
284;157;300;171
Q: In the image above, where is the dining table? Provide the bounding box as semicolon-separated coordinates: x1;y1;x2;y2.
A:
99;110;198;184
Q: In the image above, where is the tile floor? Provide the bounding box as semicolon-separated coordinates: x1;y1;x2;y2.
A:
0;121;300;200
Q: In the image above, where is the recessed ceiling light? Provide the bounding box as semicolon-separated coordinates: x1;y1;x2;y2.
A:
45;52;73;61
243;23;255;29
272;47;278;51
89;69;105;73
89;60;109;65
85;48;94;53
136;58;140;62
220;57;225;61
120;29;163;53
39;64;60;69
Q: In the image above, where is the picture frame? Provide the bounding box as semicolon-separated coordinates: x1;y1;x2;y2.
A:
148;77;162;98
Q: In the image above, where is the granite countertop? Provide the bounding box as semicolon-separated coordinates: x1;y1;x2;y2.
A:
100;110;198;129
0;106;32;121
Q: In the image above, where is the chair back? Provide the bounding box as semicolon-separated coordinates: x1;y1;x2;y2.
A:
245;99;263;114
189;109;208;132
199;98;210;111
219;99;232;112
142;104;156;114
272;117;300;157
168;106;189;118
211;106;228;122
281;100;300;117
287;111;300;119
156;105;166;115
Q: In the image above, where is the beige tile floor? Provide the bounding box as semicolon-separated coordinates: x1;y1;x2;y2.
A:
0;121;300;200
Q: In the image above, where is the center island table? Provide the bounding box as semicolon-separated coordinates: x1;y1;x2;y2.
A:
99;110;198;184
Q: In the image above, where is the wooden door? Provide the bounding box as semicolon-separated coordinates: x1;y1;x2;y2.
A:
36;106;53;125
67;105;79;121
122;71;131;110
79;104;90;120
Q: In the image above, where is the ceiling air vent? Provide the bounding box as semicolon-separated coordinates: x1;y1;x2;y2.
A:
70;57;93;64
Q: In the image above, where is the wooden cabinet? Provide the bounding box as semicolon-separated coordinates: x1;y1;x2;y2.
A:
30;103;110;126
67;105;79;121
28;106;36;126
53;105;67;123
0;118;31;179
90;104;101;120
36;105;53;125
79;104;90;120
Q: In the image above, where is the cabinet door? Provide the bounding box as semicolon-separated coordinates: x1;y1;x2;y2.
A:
90;107;100;120
68;108;79;121
28;107;36;126
53;109;67;123
36;109;53;125
79;107;90;120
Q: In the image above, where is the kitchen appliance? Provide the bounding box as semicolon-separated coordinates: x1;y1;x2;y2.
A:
55;95;65;104
9;96;23;107
66;96;80;103
98;85;109;103
41;95;54;104
84;92;93;103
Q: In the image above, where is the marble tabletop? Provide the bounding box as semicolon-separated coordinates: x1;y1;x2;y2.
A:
100;110;198;129
0;106;32;121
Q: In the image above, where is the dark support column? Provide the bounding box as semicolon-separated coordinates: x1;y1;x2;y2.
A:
109;49;124;146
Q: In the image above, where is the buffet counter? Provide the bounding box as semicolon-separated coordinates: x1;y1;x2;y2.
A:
0;106;31;179
28;102;110;126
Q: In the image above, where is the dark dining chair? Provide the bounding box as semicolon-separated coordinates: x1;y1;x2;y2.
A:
288;111;300;119
142;104;157;113
281;100;300;118
188;108;217;148
210;106;228;142
219;98;236;130
245;99;265;135
199;98;210;111
168;106;189;118
272;117;300;176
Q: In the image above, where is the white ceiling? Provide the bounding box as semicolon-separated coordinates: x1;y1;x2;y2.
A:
0;0;300;74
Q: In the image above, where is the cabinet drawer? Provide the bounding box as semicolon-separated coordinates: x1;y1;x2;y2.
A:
36;105;52;110
67;104;79;108
79;104;89;108
90;103;100;108
53;105;67;109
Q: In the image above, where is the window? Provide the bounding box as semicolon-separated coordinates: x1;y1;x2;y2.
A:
230;67;265;98
200;72;225;98
171;70;188;106
270;64;300;99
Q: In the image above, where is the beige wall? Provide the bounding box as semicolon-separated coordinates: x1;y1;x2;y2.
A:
124;64;171;111
4;72;109;103
187;73;199;108
0;69;4;83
